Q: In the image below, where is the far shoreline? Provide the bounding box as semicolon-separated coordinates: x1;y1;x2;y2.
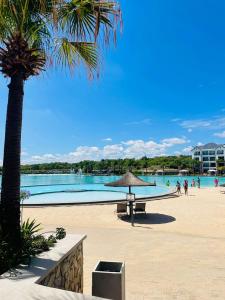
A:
17;172;225;177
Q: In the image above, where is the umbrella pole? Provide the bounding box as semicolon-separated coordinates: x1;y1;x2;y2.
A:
128;186;134;226
130;201;134;226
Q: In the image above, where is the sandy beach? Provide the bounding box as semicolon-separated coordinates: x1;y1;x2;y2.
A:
23;187;225;300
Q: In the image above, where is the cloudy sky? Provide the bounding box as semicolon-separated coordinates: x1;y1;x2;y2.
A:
0;0;225;164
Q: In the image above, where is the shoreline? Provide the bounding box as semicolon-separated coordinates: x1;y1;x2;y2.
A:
0;172;224;177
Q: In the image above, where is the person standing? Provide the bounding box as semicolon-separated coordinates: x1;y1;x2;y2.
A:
214;178;219;187
176;181;181;194
183;180;188;195
166;180;170;187
197;177;201;188
191;179;195;187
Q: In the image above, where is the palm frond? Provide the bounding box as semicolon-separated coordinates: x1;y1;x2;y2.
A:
0;0;121;77
58;0;121;42
54;38;98;71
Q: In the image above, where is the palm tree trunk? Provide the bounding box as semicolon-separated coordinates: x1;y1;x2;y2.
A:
1;72;24;252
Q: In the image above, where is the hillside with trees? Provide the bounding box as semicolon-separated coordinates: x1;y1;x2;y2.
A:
15;155;201;175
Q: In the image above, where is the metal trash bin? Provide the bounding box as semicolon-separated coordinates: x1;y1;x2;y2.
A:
92;261;125;300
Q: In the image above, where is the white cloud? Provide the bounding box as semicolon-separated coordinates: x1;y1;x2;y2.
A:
31;155;44;161
123;140;166;158
125;118;151;126
182;146;193;154
103;144;123;158
102;137;112;142
197;142;204;146
69;146;101;161
180;119;211;129
21;151;28;156
174;151;181;156
187;128;192;133
122;139;144;146
214;131;225;138
171;118;181;122
161;137;189;146
43;154;55;159
178;117;225;130
22;137;191;164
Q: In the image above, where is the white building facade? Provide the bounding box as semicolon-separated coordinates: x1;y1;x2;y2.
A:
191;143;225;173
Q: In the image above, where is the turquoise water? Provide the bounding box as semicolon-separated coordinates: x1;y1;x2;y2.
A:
17;174;225;205
21;181;170;205
24;183;168;197
25;191;129;205
17;174;175;205
19;174;225;188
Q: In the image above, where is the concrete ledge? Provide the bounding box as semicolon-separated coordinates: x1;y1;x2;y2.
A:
0;234;106;300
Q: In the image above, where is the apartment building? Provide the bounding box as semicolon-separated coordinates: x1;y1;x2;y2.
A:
191;143;225;173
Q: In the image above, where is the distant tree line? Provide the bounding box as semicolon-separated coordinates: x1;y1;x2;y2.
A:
4;155;202;175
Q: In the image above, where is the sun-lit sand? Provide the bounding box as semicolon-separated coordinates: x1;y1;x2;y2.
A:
23;187;225;300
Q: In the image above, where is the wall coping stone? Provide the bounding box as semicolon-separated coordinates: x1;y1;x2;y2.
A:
0;234;107;300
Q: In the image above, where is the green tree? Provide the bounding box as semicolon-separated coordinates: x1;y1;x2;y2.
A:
0;0;121;254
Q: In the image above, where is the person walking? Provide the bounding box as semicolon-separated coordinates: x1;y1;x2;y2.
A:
176;181;181;194
183;180;188;195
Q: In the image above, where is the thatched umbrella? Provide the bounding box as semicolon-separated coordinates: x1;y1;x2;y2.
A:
105;172;156;225
105;171;155;191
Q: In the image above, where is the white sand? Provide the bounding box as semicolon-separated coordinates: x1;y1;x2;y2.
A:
23;187;225;300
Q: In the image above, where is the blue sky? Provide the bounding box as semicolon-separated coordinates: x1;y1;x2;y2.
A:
1;0;225;164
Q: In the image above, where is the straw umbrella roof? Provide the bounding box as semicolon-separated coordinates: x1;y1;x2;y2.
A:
105;171;156;187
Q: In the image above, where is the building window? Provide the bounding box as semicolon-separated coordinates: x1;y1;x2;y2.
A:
217;150;224;155
203;163;209;167
203;157;209;161
209;157;215;161
218;156;224;160
202;151;209;155
209;151;215;155
194;151;200;155
210;163;216;167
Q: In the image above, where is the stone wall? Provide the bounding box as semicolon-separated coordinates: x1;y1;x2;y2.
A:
39;241;83;293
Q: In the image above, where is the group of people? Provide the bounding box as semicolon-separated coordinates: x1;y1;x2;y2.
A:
175;177;201;195
166;178;201;195
172;177;220;195
175;179;193;195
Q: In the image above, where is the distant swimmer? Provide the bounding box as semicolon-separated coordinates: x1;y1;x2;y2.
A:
166;180;170;187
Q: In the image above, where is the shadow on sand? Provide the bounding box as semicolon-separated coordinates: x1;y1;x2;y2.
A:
120;213;176;225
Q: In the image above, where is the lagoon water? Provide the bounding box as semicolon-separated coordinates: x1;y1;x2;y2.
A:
19;174;225;188
16;174;225;205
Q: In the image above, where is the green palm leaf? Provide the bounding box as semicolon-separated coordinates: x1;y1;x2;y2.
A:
55;38;98;71
0;0;121;73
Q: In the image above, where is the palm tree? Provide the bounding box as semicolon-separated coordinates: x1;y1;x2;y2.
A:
0;0;121;254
